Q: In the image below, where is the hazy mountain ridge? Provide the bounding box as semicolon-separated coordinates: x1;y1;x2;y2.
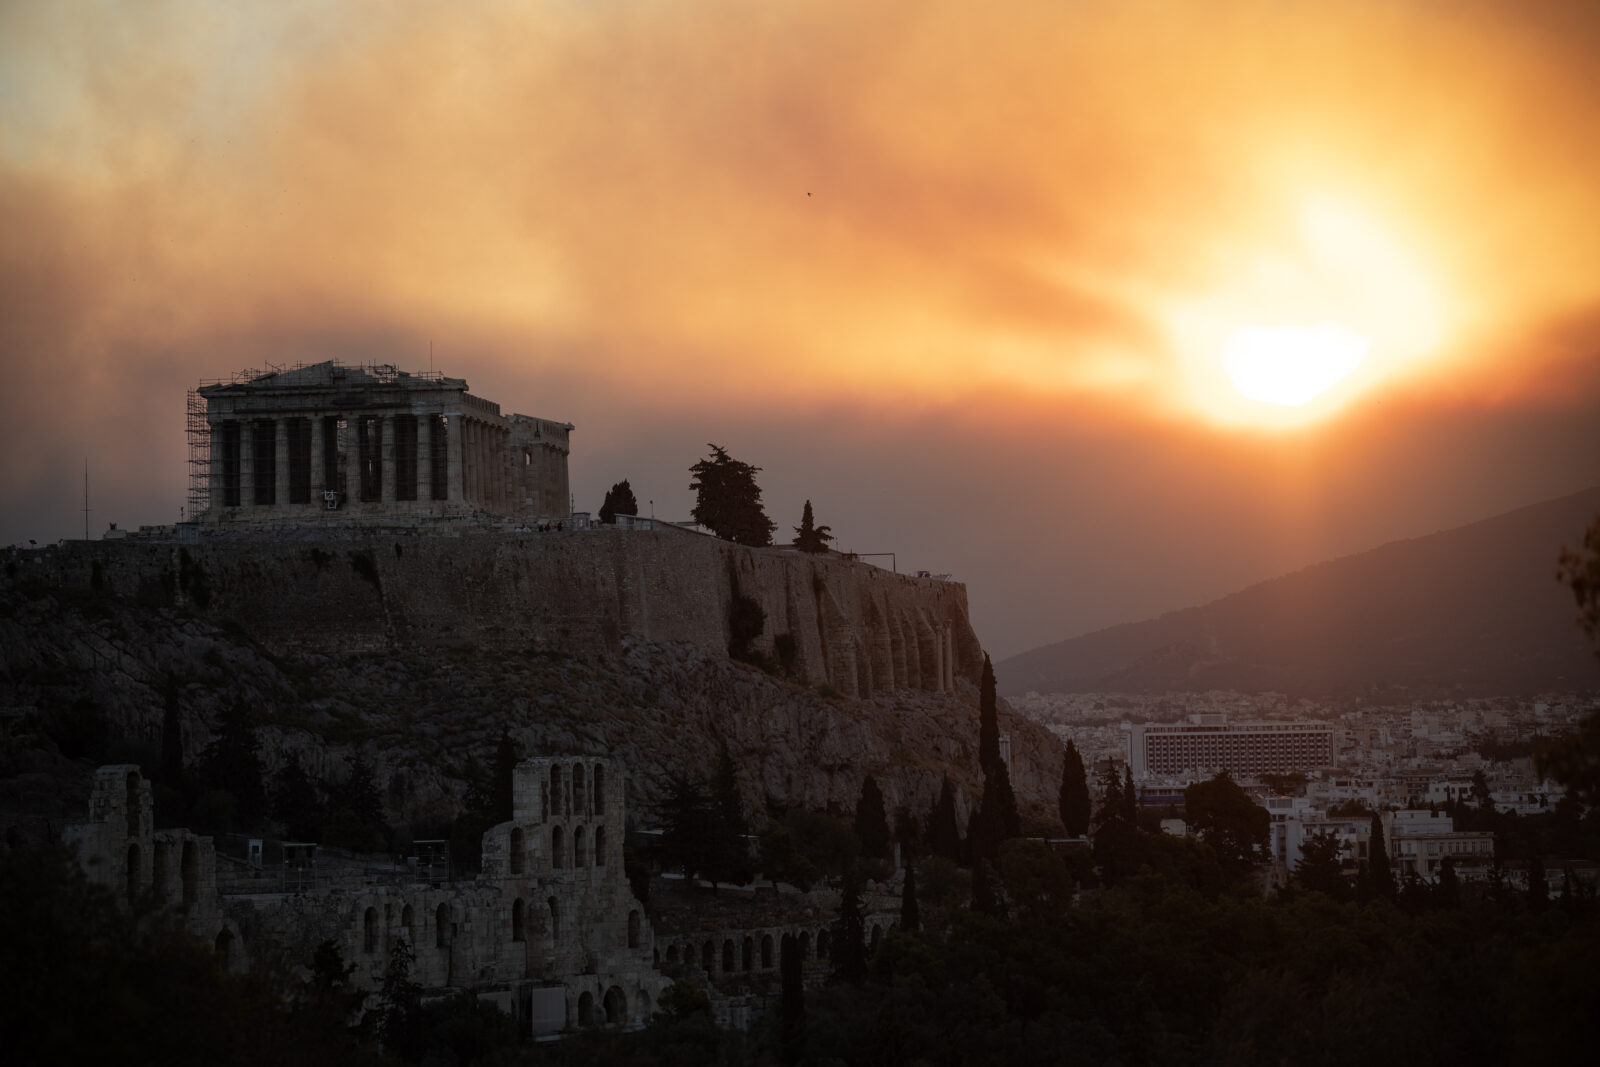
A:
999;486;1600;697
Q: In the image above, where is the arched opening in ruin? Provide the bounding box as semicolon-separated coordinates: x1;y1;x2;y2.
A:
180;840;197;905
798;930;811;961
722;939;735;973
603;986;626;1027
572;764;586;815
627;910;641;950
509;827;525;875
125;771;140;837
636;989;651;1018
701;941;714;972
215;927;235;971
870;924;883;953
512;898;526;942
549;765;563;816
593;825;606;866
742;937;754;971
666;944;679;964
364;907;378;953
577;991;594;1027
436;903;451;949
593;765;606;811
816;930;830;960
401;904;413;940
761;934;773;969
573;825;586;868
548;897;560;942
551;825;565;869
541;781;549;822
126;843;140;899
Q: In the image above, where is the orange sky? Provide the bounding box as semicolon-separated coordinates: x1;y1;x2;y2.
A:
3;0;1599;657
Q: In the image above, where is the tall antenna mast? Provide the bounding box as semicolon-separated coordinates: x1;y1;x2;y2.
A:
83;458;90;541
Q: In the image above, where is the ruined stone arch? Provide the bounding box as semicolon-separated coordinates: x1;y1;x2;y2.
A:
512;897;526;942
798;929;811;961
572;763;586;815
593;825;606;866
551;824;565;869
363;906;379;953
215;927;236;971
509;827;525;875
627;910;641;950
761;934;774;969
742;936;754;971
573;824;587;868
577;991;594;1027
603;986;626;1027
593;765;606;810
722;939;735;973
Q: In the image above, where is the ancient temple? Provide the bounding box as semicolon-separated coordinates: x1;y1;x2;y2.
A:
193;362;571;524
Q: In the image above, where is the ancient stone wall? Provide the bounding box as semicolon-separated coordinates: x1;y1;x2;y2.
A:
41;529;982;697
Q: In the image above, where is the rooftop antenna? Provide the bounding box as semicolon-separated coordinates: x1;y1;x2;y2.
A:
429;338;433;374
82;458;90;541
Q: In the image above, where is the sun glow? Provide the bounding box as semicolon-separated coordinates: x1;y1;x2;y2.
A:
1223;324;1370;406
1172;195;1451;427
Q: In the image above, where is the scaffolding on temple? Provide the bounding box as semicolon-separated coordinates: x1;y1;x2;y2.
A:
186;388;209;521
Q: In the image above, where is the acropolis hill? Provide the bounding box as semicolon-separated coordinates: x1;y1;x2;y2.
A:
3;362;1061;830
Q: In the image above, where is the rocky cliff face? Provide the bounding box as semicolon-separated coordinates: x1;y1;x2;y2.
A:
2;534;1061;835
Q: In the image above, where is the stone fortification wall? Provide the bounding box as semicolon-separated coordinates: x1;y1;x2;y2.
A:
44;529;982;698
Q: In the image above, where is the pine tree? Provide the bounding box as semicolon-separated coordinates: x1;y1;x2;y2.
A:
197;702;267;831
793;500;834;553
1097;763;1124;828
830;867;867;984
1369;812;1397;900
854;775;891;860
375;938;423;1060
900;857;920;932
597;479;639;524
1058;739;1090;836
1122;766;1138;825
927;777;962;863
978;655;999;775
660;777;717;885
689;445;775;546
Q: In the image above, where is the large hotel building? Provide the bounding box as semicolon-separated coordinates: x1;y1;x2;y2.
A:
1125;715;1334;780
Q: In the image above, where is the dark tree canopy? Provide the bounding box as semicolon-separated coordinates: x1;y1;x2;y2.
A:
1184;772;1268;869
854;775;891;861
271;754;322;843
900;857;920;932
1294;831;1348;899
597;479;639;525
793;499;834;553
1538;515;1600;804
1059;739;1091;837
830;867;868;984
689;445;775;546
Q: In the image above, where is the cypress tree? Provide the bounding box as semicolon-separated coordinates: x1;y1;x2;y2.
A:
1058;739;1090;837
854;775;891;860
779;933;806;1065
927;777;962;863
1122;766;1138;826
1369;813;1396;900
831;867;867;984
710;745;752;885
978;655;999;774
900;857;920;932
793;499;834;553
1097;763;1124;828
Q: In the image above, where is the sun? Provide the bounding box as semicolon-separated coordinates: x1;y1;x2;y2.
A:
1222;323;1370;407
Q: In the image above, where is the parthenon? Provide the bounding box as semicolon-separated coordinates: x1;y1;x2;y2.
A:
192;362;571;524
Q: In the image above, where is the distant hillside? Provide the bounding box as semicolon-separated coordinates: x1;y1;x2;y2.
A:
998;487;1600;697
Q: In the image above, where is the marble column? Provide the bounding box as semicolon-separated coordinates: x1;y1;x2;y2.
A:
208;421;225;514
416;412;432;503
380;415;395;504
446;413;464;503
275;418;290;509
309;413;325;502
240;420;255;507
